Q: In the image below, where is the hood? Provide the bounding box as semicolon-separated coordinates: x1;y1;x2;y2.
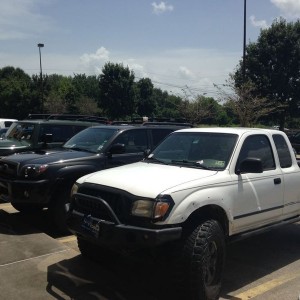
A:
0;138;30;153
79;161;218;198
1;149;97;166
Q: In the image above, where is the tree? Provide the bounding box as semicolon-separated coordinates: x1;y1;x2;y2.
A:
75;95;102;115
152;88;183;119
0;66;32;119
72;74;101;102
234;18;300;129
99;63;136;120
216;78;279;127
179;94;222;125
136;78;156;117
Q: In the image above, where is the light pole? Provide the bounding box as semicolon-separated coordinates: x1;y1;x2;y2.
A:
37;43;44;112
242;0;247;81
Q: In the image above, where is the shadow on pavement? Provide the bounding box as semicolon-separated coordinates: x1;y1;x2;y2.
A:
220;222;300;298
0;208;69;238
47;252;177;300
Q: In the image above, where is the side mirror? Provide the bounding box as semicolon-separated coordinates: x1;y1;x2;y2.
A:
236;158;263;174
109;143;126;155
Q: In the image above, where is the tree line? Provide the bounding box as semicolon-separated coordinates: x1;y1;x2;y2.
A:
1;18;300;128
0;64;231;125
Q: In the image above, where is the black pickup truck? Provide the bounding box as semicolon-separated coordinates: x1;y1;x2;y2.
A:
0;124;189;232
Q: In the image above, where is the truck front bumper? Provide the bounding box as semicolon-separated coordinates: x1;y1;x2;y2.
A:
0;178;50;204
67;207;182;251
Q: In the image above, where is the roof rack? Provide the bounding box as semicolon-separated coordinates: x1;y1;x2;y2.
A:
25;114;108;124
110;121;133;125
142;121;193;127
25;114;51;120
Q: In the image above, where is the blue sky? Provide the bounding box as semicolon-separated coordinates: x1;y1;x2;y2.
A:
0;0;299;97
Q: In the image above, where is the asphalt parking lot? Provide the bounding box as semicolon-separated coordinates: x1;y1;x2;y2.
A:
1;202;300;300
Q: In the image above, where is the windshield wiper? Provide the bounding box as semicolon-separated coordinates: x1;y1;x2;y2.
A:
66;147;93;153
171;159;211;170
145;156;168;164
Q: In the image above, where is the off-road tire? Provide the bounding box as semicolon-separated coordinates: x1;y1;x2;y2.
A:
174;219;226;300
48;189;70;234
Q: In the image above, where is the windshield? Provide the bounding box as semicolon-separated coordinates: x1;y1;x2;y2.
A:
6;122;35;145
63;127;118;153
149;132;238;170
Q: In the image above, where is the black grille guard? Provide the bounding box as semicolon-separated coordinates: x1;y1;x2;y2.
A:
72;192;122;225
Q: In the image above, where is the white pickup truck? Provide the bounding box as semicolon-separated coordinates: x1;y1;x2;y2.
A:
67;127;300;300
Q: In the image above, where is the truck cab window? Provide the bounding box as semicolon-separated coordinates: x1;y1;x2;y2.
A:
238;135;275;171
272;134;292;168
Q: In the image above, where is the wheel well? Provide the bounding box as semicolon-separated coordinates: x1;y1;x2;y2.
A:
182;205;229;238
51;179;74;202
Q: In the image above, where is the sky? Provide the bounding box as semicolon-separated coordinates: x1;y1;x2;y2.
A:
0;0;300;98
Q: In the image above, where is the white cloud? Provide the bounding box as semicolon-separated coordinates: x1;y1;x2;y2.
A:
0;0;55;40
152;2;174;15
271;0;300;18
178;66;195;80
250;15;269;29
79;47;110;74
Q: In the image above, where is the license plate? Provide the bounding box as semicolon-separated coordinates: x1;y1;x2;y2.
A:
81;215;101;238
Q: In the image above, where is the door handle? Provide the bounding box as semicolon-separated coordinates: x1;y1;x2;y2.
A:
274;178;281;185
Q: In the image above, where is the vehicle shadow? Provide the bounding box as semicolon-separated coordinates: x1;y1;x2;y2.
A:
0;208;70;238
220;222;300;298
47;251;177;300
46;223;300;300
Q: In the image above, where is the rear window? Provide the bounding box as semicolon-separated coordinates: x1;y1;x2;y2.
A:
4;121;13;128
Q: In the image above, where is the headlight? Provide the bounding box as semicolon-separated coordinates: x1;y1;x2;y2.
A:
22;164;48;178
131;195;173;220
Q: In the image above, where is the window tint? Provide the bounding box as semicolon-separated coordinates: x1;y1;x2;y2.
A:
238;135;275;171
39;125;76;143
272;134;292;168
152;129;173;147
114;130;148;153
4;121;13;127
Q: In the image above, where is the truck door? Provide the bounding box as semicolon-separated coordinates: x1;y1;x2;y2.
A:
232;134;284;233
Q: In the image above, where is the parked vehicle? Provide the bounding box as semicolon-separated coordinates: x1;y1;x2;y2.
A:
0;124;189;232
0;116;101;156
0;128;8;140
67;127;300;300
288;131;300;153
0;118;17;129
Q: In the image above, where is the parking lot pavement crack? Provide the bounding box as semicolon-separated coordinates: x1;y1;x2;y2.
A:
0;248;71;268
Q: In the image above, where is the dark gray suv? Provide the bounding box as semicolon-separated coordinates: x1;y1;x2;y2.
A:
0;118;100;156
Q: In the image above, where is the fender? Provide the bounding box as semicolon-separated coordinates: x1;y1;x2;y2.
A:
54;164;102;188
163;183;234;231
